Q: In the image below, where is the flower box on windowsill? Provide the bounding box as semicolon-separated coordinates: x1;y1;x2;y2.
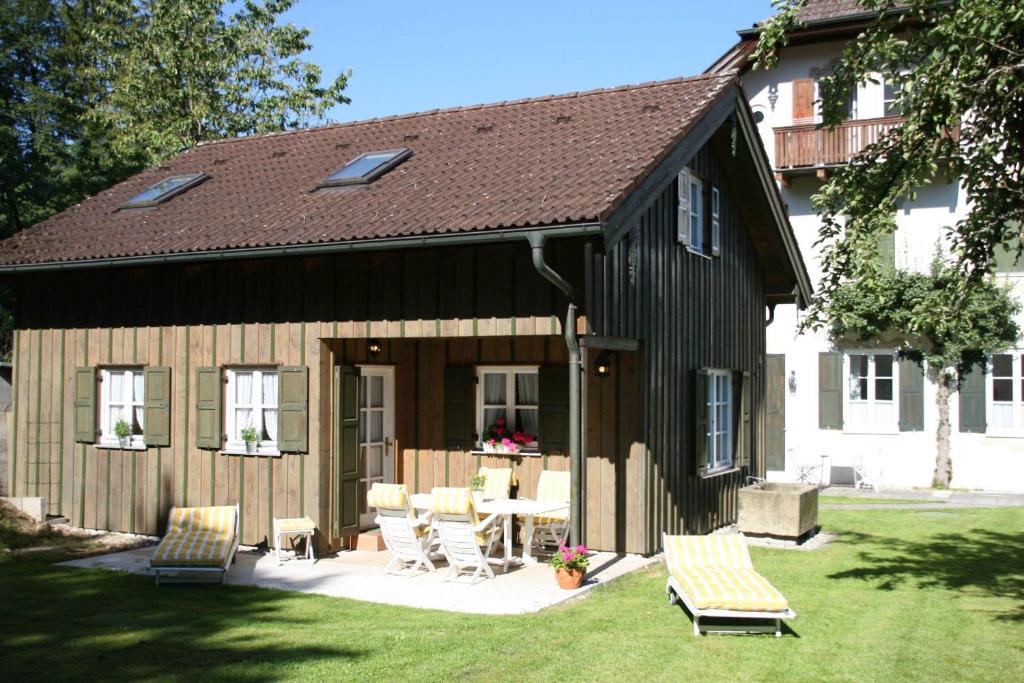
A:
470;449;542;458
220;448;282;457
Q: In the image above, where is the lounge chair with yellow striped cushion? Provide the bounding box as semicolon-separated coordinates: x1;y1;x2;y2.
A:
151;505;239;585
367;483;436;575
431;487;503;583
520;470;570;552
663;533;796;637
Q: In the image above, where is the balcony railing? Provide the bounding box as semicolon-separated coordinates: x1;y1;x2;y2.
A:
774;116;905;171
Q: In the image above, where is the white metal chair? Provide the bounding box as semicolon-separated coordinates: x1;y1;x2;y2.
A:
523;469;570;551
367;483;436;575
430;487;503;583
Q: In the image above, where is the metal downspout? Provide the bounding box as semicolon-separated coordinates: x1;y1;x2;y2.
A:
527;232;583;546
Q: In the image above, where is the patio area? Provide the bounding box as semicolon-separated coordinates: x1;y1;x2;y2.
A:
59;545;657;615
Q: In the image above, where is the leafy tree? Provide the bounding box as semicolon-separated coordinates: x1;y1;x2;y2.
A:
829;254;1019;486
0;0;349;359
92;0;351;162
754;0;1024;487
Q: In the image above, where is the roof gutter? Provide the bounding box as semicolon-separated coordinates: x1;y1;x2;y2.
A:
0;222;604;274
736;7;914;38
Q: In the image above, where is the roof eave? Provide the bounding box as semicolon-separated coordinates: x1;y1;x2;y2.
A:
0;222;604;274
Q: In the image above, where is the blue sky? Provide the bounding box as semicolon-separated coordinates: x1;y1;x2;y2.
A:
283;1;774;123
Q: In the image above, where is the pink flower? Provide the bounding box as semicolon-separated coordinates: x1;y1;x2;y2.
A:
495;426;505;436
562;551;573;563
576;545;588;555
496;416;506;426
501;437;513;447
487;438;496;446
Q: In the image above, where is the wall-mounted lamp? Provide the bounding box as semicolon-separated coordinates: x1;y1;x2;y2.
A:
594;352;612;378
788;370;797;394
367;339;382;358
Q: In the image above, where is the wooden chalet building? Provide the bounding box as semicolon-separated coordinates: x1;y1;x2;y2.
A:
0;73;810;554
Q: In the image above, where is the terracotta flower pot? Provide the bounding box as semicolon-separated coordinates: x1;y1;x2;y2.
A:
555;567;585;590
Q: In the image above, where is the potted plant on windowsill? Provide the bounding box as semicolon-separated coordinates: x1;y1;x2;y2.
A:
114;418;132;449
241;426;259;454
470;472;487;505
551;544;590;589
480;416;534;455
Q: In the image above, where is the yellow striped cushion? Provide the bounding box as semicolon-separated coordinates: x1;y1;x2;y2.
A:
479;467;512;499
670;566;789;612
367;483;410;510
536;470;570;504
663;534;754;570
276;517;315;532
533;510;568;525
431;487;496;545
167;506;236;536
151;531;233;567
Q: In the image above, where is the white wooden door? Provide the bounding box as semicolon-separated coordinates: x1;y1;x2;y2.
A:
358;366;395;528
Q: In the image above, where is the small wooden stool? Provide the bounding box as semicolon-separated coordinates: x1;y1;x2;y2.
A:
273;517;316;565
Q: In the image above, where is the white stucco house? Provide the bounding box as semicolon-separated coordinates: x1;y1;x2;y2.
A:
710;0;1024;492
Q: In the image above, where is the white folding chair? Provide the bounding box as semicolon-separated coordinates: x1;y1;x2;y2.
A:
431;487;503;583
367;483;436;575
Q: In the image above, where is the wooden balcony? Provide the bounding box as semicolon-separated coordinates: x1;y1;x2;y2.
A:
774;116;905;181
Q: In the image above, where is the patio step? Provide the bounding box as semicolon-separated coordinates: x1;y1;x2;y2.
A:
351;531;386;552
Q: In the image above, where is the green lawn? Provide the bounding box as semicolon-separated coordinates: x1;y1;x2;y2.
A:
819;496;937;505
2;507;1022;682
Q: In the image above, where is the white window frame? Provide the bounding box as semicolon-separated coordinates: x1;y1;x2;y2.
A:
843;351;899;434
986;351;1024;436
706;370;734;473
99;367;146;449
225;367;280;455
882;77;903;117
475;365;540;451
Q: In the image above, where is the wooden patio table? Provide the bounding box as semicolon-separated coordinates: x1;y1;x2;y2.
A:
409;494;569;572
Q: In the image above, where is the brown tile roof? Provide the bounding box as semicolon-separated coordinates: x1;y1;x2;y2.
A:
0;73;736;267
794;0;873;23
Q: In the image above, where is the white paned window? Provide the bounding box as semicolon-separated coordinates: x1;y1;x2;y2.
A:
688;174;704;252
99;368;145;448
987;352;1024;433
706;370;734;471
845;352;897;431
225;368;279;453
476;366;539;449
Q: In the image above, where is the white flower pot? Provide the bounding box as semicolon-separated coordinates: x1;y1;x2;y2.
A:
118;436;131;449
245;441;257;454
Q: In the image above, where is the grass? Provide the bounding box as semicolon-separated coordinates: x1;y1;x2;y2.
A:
819;496;937;505
2;507;1022;682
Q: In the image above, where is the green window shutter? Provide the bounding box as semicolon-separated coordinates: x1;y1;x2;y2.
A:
695;369;709;476
877;230;896;272
336;365;361;538
818;352;844;430
677;169;691;246
143;366;172;447
958;362;987;433
74;367;97;443
734;371;752;469
898;359;924;432
443;366;476;450
278;366;309;453
195;367;222;450
538;365;570;454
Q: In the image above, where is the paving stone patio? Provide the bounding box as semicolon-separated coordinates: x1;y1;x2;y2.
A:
58;546;658;615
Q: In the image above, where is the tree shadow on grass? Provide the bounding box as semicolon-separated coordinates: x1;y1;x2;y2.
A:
827;527;1024;623
0;559;367;682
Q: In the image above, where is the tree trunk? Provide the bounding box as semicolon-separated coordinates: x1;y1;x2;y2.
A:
932;369;953;488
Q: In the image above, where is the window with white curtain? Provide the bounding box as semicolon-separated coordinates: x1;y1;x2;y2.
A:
987;352;1024;433
844;351;898;431
476;366;539;449
706;370;734;472
99;368;145;448
225;368;279;453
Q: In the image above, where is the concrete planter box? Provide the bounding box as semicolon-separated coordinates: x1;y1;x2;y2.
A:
738;483;818;540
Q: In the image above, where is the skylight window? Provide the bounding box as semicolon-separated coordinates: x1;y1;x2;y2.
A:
321;148;412;187
122;173;209;209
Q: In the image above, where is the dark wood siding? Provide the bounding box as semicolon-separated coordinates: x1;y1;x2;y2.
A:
586;137;767;549
7;240;585;548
